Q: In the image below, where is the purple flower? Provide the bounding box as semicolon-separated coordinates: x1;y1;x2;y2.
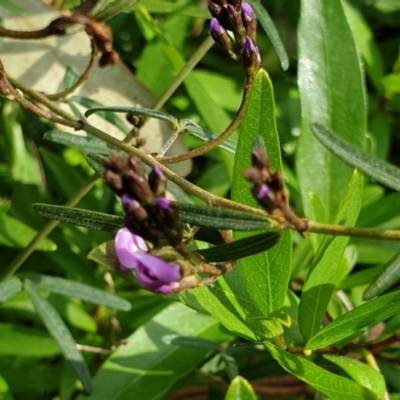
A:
241;3;254;21
115;228;148;270
256;184;270;200
155;197;172;210
115;228;182;294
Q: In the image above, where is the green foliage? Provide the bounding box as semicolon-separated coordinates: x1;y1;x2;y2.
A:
1;0;400;399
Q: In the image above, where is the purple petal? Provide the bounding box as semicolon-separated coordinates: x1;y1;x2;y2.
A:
241;2;254;21
115;228;148;270
152;165;165;180
135;253;181;283
121;194;139;208
257;185;270;199
210;18;223;34
244;36;256;53
155;197;172;210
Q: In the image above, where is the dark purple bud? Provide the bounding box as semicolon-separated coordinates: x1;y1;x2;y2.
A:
242;36;261;77
125;172;154;204
155;196;172;210
135;253;182;294
225;4;243;32
241;2;254;21
103;170;124;195
115;228;148;270
127;155;146;177
210;17;224;34
229;0;241;11
209;18;235;54
148;164;167;197
208;2;224;19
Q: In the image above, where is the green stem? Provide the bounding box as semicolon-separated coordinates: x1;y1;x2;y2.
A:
308;221;400;242
0;175;99;281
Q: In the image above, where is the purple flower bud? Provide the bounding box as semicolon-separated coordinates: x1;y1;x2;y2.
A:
148;164;167;197
210;18;224;35
155;197;172;210
135;253;182;294
121;194;140;209
257;184;270;200
242;36;261;76
115;228;148;270
241;3;254;21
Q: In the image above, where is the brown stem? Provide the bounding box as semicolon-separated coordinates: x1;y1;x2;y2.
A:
159;79;252;163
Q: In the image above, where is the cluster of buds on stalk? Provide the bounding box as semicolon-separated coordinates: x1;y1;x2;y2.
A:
244;146;308;233
102;154;229;294
208;0;260;78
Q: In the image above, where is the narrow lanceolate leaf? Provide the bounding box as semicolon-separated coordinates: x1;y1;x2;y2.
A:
84;106;178;125
182;120;237;155
311;123;400;192
25;283;92;393
33;203;272;232
224;376;257;400
77;0;138;20
231;69;292;316
296;0;366;230
44;131;114;155
197;232;280;262
324;355;386;400
364;251;400;300
264;343;376;400
29;275;131;311
246;0;289;71
33;204;123;233
176;203;271;231
306;291;400;350
299;171;363;342
0;277;22;305
76;303;233;400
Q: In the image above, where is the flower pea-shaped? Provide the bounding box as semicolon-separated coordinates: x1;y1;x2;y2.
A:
115;228;182;294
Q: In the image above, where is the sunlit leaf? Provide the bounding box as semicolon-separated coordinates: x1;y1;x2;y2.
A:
311;123;400;192
224;376;257;400
265;342;376;400
0;277;22;306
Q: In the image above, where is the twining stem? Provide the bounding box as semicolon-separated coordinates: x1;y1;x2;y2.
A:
0;175;99;281
159;79;252;164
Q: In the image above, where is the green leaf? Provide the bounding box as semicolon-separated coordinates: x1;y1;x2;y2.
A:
246;0;289;71
80;0;139;20
311;123;400;192
69;96;129;134
0;213;56;251
0;0;27;15
224;376;257;400
306;290;400;350
63;66;79;90
33;203;272;232
298;171;364;341
364;251;400;299
25;282;92;393
162;335;221;350
84;106;178;125
0;323;60;358
29;275;131;311
264;342;376;400
231;69;292;316
0;373;14;400
0;277;21;305
33;204;123;233
44;131;114;155
324;355;386;400
196;232;280;262
87;153;105;175
76;303;233;400
296;0;367;228
183;120;237;155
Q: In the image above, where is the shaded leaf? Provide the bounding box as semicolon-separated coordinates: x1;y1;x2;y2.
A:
197;232;280;262
306;291;400;350
87;153;105;175
80;0;139;20
0;373;14;400
324;355;386;400
224;376;257;400
264;342;376;400
25;282;92;393
0;277;22;306
76;303;233;400
311;123;400;192
231;69;292;316
298;171;363;341
29;275;131;311
63;66;79;90
364;251;400;299
162;335;221;350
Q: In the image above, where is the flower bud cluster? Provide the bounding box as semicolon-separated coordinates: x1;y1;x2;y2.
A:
208;0;260;77
243;146;309;233
102;154;183;248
